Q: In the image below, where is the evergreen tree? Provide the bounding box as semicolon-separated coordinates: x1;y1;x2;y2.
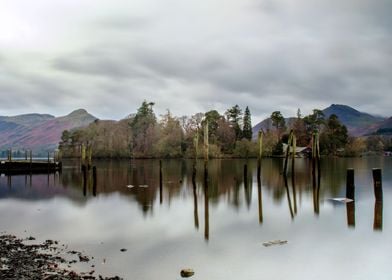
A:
270;111;286;139
130;100;158;157
320;114;348;155
242;106;252;140
225;105;242;140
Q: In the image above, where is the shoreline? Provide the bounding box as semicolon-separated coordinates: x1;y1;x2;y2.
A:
0;234;121;280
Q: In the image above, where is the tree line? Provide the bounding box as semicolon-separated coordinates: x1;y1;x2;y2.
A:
59;101;392;158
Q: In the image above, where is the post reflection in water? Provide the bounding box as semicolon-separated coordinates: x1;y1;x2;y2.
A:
244;163;252;209
291;173;297;215
312;162;320;215
192;170;199;230
3;158;390;238
284;175;295;219
204;169;209;242
346;202;355;228
374;187;383;231
257;167;263;224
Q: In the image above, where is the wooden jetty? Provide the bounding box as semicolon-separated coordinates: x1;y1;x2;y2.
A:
0;160;62;174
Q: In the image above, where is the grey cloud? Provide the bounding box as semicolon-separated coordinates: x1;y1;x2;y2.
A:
1;0;391;120
94;16;154;30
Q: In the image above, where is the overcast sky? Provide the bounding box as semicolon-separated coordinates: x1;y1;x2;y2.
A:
0;0;391;123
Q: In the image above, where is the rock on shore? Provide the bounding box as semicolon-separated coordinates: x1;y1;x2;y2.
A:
0;234;121;280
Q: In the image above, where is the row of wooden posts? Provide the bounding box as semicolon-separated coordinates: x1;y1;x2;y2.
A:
80;143;96;196
346;168;383;201
191;125;323;183
4;149;61;163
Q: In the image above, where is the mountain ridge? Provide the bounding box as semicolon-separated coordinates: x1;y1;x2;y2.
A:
0;109;97;154
252;104;389;137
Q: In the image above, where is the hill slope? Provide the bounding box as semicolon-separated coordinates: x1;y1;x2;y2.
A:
252;104;387;137
0;109;97;154
322;104;385;136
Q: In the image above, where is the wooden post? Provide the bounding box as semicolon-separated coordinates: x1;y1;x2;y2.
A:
204;175;209;241
92;166;97;197
203;121;209;182
346;168;355;200
292;172;297;214
283;130;293;175
88;144;92;169
257;130;263;180
291;135;296;175
312;133;316;160
194;132;199;159
243;164;248;188
257;169;263;224
29;150;32;169
25;150;28;161
81;143;86;162
82;164;87;196
9;149;12;162
284;175;294;219
373;168;383;201
159;160;163;204
48;152;50;163
258;130;263;161
192;162;197;186
192;168;199;229
346;202;355;228
316;131;321;176
374;199;383;231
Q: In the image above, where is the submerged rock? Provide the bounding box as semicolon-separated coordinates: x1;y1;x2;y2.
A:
180;268;195;278
262;240;288;247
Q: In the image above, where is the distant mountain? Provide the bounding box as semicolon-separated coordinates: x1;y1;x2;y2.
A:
372;117;392;135
322;104;385;136
0;109;97;154
252;117;296;138
252;104;387;137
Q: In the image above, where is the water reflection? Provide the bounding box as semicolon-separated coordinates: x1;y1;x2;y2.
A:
374;184;383;231
0;158;389;232
346;202;356;228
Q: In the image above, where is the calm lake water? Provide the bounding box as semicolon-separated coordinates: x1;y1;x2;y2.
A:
0;157;391;280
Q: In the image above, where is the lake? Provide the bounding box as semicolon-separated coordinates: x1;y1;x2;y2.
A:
0;157;391;280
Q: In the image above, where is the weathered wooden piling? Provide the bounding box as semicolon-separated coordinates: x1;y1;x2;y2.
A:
243;164;248;188
291;135;296;175
257;130;263;180
203;121;209;182
92;166;97;196
374;200;383;231
283;130;293;175
372;168;383;201
192;162;197;186
81;143;86;171
204;171;209;241
312;163;320;215
87;144;92;169
257;171;263;224
346;202;355;227
283;175;294;219
192;171;199;230
346;168;355;200
292;173;297;214
194;132;199;159
159;160;163;204
25;151;28;161
81;165;87;196
7;175;11;188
